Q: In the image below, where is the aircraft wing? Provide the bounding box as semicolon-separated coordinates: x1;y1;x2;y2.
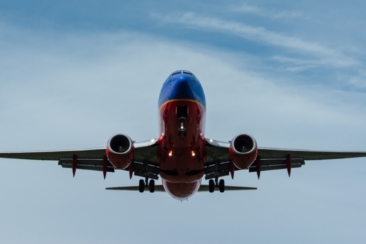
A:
204;138;366;179
0;140;159;176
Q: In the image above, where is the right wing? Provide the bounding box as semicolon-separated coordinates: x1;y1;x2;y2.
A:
205;138;366;179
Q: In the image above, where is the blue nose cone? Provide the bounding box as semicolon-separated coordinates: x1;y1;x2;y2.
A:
158;71;206;109
172;77;194;99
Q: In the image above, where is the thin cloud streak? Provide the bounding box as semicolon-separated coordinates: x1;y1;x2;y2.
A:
153;12;357;69
271;55;357;72
229;3;303;19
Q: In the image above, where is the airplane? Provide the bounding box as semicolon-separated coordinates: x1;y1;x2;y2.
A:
1;70;366;200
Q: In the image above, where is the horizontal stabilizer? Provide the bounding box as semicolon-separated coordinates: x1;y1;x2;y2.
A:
106;185;257;192
106;185;165;192
198;185;257;191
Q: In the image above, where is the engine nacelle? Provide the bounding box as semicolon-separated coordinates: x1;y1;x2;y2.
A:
229;134;258;169
106;134;134;169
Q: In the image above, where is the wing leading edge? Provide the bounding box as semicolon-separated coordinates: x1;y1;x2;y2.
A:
206;138;366;161
205;138;366;177
0;140;159;175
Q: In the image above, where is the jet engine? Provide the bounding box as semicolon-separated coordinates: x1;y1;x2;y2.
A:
106;134;134;169
229;134;258;169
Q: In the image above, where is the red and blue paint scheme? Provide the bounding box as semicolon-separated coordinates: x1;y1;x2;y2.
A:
157;71;207;199
2;70;366;200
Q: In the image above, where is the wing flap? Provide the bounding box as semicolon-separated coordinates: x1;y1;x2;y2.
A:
62;164;115;172
249;157;305;173
58;158;115;172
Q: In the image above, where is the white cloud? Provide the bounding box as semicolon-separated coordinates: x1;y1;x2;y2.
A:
153;12;357;69
229;3;303;19
271;55;358;72
1;23;366;243
340;71;366;88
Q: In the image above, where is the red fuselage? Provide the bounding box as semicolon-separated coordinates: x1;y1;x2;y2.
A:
157;71;207;199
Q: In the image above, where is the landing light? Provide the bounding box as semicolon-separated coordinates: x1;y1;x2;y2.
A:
191;151;196;157
168;151;173;157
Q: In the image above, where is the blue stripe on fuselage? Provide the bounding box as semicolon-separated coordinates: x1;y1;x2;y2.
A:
158;72;206;109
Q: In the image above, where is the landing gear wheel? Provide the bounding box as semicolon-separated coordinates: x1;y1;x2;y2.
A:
149;180;155;193
139;179;145;193
219;179;225;193
209;179;215;193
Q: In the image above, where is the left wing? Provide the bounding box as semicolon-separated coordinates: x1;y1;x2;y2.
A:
0;140;159;177
205;138;366;179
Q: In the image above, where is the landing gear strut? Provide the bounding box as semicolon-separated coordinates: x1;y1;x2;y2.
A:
136;160;158;193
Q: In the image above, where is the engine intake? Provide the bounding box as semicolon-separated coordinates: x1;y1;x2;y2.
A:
106;134;134;169
229;134;258;169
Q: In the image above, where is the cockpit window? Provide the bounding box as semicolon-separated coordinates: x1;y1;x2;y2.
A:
183;71;193;76
171;71;181;76
171;70;195;77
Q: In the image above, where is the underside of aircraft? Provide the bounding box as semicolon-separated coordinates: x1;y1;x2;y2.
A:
1;70;366;200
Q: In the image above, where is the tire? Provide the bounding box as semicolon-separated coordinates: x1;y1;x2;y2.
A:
149;179;155;193
139;179;145;193
219;179;225;193
209;179;215;193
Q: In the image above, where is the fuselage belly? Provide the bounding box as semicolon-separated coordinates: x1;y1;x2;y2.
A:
157;71;206;199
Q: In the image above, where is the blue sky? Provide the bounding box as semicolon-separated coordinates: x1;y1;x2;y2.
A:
1;1;366;243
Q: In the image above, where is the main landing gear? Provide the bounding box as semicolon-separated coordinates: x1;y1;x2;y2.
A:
208;178;225;193
139;178;155;193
